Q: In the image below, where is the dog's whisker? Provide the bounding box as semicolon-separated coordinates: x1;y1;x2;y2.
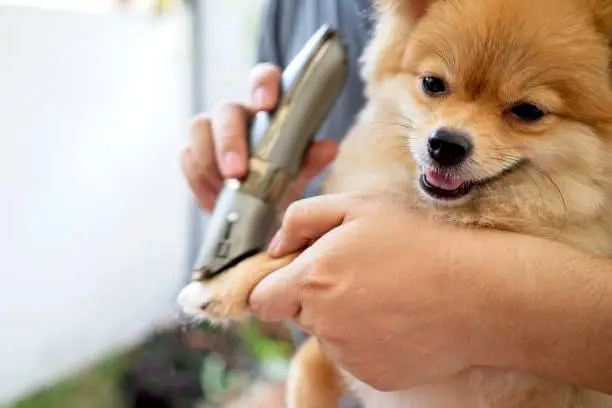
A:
479;153;568;238
525;162;568;237
372;121;415;132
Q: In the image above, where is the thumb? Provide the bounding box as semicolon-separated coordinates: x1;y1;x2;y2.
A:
249;63;281;112
249;256;306;322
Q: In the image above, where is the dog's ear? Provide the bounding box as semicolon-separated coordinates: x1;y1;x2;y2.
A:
361;0;438;89
589;0;612;40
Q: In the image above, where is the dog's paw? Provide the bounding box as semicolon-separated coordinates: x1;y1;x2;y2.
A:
177;280;215;319
177;277;250;325
177;252;298;326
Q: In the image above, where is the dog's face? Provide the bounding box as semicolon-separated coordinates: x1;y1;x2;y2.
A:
365;0;612;214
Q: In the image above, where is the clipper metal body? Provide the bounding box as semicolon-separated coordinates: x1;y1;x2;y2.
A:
192;25;348;280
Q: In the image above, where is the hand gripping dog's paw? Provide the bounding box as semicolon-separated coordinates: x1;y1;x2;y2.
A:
177;251;297;325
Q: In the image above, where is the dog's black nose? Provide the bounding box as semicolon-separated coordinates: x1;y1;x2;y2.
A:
428;128;472;167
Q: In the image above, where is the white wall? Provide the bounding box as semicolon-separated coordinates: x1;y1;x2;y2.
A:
0;5;192;404
201;0;266;105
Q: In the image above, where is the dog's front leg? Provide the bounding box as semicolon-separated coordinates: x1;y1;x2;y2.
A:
287;337;345;408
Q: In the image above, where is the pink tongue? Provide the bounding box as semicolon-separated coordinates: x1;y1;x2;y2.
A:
426;169;463;191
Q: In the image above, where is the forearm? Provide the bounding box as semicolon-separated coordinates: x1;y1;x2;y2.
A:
469;230;612;393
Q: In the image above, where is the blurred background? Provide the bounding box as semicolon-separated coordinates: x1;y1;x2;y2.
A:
0;0;294;407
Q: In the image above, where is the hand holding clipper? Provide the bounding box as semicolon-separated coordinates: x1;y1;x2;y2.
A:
191;25;349;281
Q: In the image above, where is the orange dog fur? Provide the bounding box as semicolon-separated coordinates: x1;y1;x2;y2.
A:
178;0;612;406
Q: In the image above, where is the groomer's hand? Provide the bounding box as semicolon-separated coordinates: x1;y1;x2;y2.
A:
249;192;491;389
181;63;338;211
251;191;582;391
249;192;612;395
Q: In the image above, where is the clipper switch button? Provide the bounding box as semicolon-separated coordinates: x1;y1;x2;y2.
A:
216;242;230;258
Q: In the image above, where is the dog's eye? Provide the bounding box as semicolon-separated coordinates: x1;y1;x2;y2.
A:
510;103;545;122
421;76;447;96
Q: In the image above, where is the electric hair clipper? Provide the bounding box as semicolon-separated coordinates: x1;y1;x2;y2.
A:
191;25;348;281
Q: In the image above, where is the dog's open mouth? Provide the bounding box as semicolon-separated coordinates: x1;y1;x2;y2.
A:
419;160;526;202
419;169;473;200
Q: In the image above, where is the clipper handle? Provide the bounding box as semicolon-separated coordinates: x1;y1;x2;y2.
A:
249;25;349;176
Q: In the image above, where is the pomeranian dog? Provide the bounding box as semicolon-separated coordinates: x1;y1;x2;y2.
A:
178;0;612;406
